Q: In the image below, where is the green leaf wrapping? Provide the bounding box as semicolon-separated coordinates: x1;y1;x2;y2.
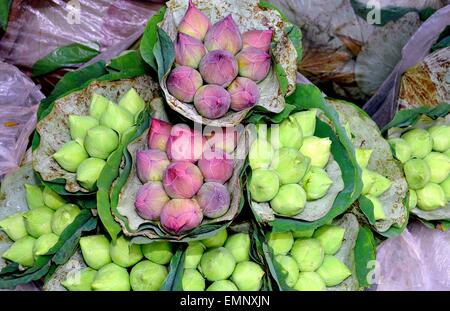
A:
0;0;11;31
354;226;376;289
140;6;167;71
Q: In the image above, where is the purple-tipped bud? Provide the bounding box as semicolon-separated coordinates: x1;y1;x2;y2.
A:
242;30;273;52
136;149;170;183
163;161;204;199
134;182;170;220
194;85;231;119
205;127;238;153
228;77;260;111
196;182;231;218
199;50;238;87
178;0;211;41
198;149;233;184
204;14;243;55
166;124;206;162
236;47;271;82
167;66;203;102
175;33;207;68
148;118;172;151
160;199;203;234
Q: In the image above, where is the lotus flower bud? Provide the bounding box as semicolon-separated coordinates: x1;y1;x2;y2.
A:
184;241;205;268
294;271;326;291
401;128;432;158
365;195;386;220
441;176;450;201
69;115;99;145
302;166;333;201
388;138;411;163
62;267;97;291
200;247;236;281
118;87;145;118
207;280;238;291
76;158;106;190
182;269;206;291
91;263;130;291
424;152;450;184
242;29;273;52
403;159;431;190
130;260;168;291
276;116;304;149
249;168;280;202
136;150;170;183
291;110;317;138
361;169;376;195
196;182;230;218
290;239;324;272
178;0;211;41
100;102;134;135
428;125;450;152
163;162;203;199
33;233;59;258
367;171;392;197
160;199;203;234
51;204;81;235
24;184;44;210
236;47;271;82
199;50;238;87
225;233;251;263
80;235;112;269
249;139;274;170
271;184;306;216
148;119;172;151
24;207;54;238
300;136;332;168
198;149;233;184
292;229;315;239
135;182;170;221
204;14;242;54
53;140;89;172
316;255;351;286
271;148;310;185
231;261;265;291
166;124;206;162
408;189;418;210
89;93;109;120
416;183;446;211
313;225;345;255
275;255;299;288
201;228;228;248
205;127;238;153
194;85;231;119
267;231;294;256
446;149;450;157
43;186;66;210
0;213;27;241
175;33;207;68
84;125;119;159
109;235;143;268
355;148;373;169
142;241;173;265
2;236;36;267
167;66;203;102
227;77;260;112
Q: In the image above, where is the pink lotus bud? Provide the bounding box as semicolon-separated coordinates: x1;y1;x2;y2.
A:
160;199;203;234
227;77;260;111
204;14;243;55
199;50;238;87
196;182;231;218
175;33;207;68
148;118;172;151
136;149;170;183
163;161;204;199
198;149;233;184
134;182;170;220
193;85;231;119
178;0;211;41
205;127;238;153
236;47;271;82
167;66;203;102
166;124;206;162
242;30;273;52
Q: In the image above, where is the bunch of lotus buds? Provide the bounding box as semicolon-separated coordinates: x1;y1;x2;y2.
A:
167;0;273;119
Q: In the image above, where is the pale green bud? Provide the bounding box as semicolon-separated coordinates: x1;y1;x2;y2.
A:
249;168;280;202
292;229;315;239
275;255;299;288
365;195;386;220
2;236;36;267
441;176;450;202
69;115;99;145
76;158;106;190
294;271;326;291
231;261;265;291
403;159;431;190
388;138;411;163
24;184;44;209
142;241;173;265
91;263;130;291
249;139;274;170
270;184;306;216
84;125;119;159
130;260;168;291
109;235;143;268
33;233;59;258
291;110;317;137
401;128;432;158
300;136;332;168
24;207;54;238
271;148;310;184
270;117;303;149
100;101;134;135
200;247;236;281
182;268;205;291
424;152;450;184
361;169;375;195
313;225;345;255
118;88;145;119
51;204;81;235
416;183;446;211
316;255;351;286
207;280;238;291
408;189;418;210
61;267;97;291
267;231;294;256
367;171;392;197
80;235;112;269
184;241;205;269
43;186;65;210
224;233;250;263
428;125;450;152
201;228;228;248
53;140;89;173
302;166;333;201
290;238;324;272
445;149;450;158
89;93;109;120
0;213;27;241
355;148;373;169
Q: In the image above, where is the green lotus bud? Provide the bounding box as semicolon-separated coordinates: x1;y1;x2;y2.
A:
365;195;386;220
51;204;81;235
84;125;119;159
142;241;173;265
276;117;303;149
361;169;376;195
0;213;27;241
61;267;97;291
355;148;373;169
2;236;36;267
249;139;274;169
302;166;333;200
69;115;99;145
42;186;65;210
290;239;324;272
24;184;45;209
130;260;168;291
201;228;228;248
300;136;332;168
271;148;310;184
388;138;411;163
33;233;59;258
275;255;299;288
316;255;351;286
89;93;109;120
91;263;130;291
109;235;143;268
428;125;450;152
270;184;306;216
118;88;145;119
224;233;250;262
416;183;446;211
292;229;315;239
182;268;206;291
424;152;450;184
445;149;450;157
403;159;431;190
200;247;236;281
100;102;134;135
24;207;54;238
408;189;418;210
249;168;280;202
53;140;89;173
207;280;238;291
76;158;106;190
184;241;205;269
80;235;111;269
401;128;432;158
267;231;294;255
313;225;345;255
291;110;317;137
294;272;326;291
231;261;265;291
367;172;392;197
